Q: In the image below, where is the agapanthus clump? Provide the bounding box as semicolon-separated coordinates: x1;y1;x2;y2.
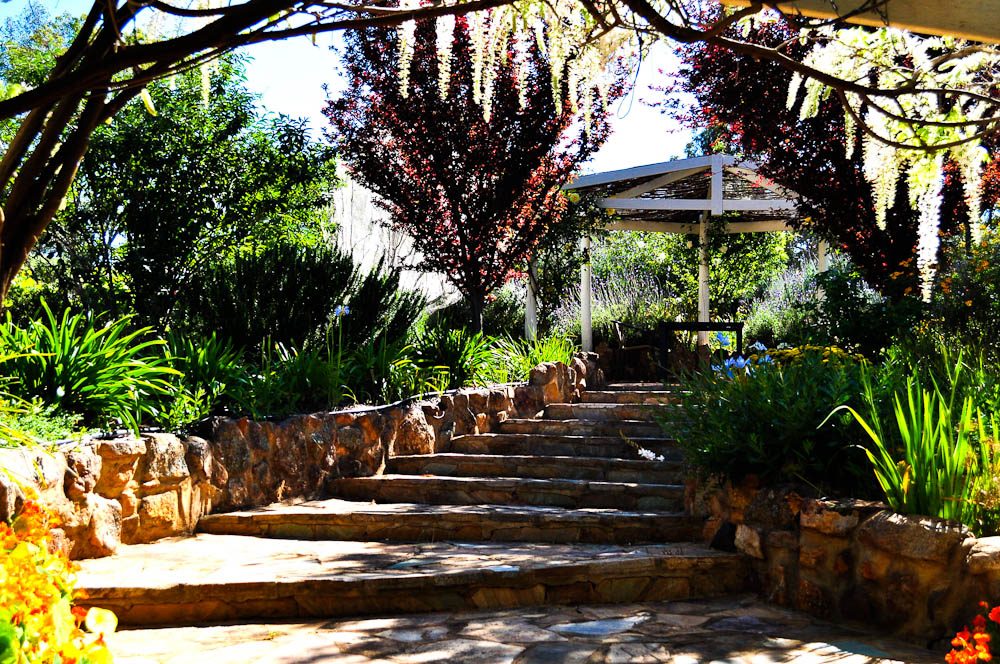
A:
0;498;117;663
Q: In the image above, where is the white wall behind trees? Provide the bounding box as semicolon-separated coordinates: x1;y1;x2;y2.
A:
331;171;456;304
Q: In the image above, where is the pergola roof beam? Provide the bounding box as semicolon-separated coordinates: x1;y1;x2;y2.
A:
599;198;798;212
610;166;708;199
566;155;722;190
607;219;795;233
725;166;798;199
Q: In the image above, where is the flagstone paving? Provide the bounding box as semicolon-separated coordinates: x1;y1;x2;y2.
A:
105;595;942;663
81;383;942;661
77;535;746;625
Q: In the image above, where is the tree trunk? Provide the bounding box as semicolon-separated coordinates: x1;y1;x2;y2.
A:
468;293;485;334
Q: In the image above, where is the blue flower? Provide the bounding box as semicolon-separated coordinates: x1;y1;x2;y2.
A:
334;305;351;317
758;354;773;365
750;341;768;353
723;356;749;370
715;332;731;348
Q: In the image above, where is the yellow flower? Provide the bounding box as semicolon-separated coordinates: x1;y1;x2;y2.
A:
1;501;118;663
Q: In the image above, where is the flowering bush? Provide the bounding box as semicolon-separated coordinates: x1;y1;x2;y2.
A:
744;259;922;358
946;601;999;663
664;346;874;495
0;499;116;663
753;345;866;367
933;231;1000;351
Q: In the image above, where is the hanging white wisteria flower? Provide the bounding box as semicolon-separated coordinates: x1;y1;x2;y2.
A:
435;14;456;98
790;25;998;299
397;0;419;97
395;0;636;123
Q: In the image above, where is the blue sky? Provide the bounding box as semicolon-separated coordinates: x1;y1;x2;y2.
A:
2;0;693;172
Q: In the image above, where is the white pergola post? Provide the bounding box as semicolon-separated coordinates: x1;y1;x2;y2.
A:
697;211;710;347
524;258;538;341
564;155;803;359
818;239;829;273
581;236;593;352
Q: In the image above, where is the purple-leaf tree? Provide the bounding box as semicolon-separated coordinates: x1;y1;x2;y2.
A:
325;16;616;331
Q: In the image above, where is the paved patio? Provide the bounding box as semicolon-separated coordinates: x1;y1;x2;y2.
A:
106;594;942;663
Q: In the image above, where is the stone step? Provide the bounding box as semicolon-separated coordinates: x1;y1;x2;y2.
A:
449;433;680;460
386;453;684;484
498;417;662;438
544;403;670;422
581;390;680;405
327;475;685;511
197;498;703;545
604;383;679;392
76;535;749;626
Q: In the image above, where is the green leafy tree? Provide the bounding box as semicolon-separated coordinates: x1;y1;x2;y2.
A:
26;55;339;328
0;6;80;145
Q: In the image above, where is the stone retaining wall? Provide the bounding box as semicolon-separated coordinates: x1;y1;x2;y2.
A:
0;354;603;559
690;478;1000;644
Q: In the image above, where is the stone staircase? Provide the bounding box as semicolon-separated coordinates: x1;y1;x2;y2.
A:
77;383;748;626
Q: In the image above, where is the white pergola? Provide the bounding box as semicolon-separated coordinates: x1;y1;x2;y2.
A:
526;154;827;350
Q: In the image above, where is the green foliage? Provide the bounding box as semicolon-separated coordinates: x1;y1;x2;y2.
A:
179;244;424;354
487;335;577;383
0;402;84;444
245;342;346;418
342;337;449;404
552;269;679;345
424;283;526;341
156;332;249;430
410;326;497;389
666;347;873;495
0;7;79;145
0;304;176;431
592;228;790;320
745;257;923;357
0;7;79;87
178;241;355;351
842;360;1000;535
27;55;338;328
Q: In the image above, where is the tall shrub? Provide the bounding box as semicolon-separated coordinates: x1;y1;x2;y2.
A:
176;243;424;353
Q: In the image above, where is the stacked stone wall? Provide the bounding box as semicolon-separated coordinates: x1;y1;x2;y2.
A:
690;478;1000;644
0;353;603;559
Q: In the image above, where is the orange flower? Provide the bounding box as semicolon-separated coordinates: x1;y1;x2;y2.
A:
2;500;118;663
989;606;1000;624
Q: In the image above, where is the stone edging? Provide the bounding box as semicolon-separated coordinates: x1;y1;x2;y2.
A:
689;478;999;644
0;353;604;559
